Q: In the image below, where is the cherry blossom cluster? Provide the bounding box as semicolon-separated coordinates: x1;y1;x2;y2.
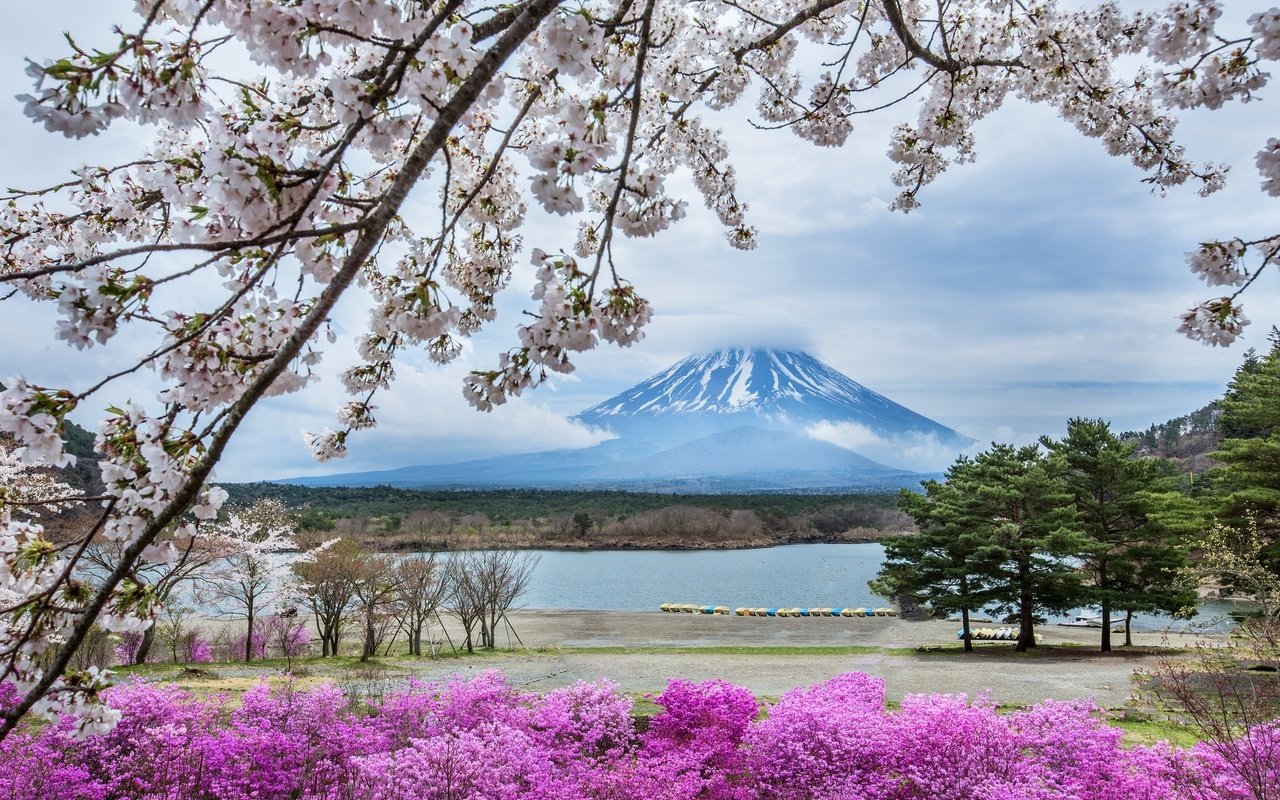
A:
1150;2;1280;345
462;248;651;410
1;670;1275;798
0;439;117;737
2;0;1280;731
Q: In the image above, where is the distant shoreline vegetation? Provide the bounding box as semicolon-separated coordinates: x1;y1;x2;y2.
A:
217;483;912;551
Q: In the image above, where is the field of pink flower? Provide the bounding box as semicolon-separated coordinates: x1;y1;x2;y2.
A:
0;670;1266;799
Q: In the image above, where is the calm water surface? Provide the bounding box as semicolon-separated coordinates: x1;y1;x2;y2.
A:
520;543;889;611
512;542;1237;631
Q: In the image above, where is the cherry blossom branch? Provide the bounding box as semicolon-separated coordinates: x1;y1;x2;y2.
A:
0;0;562;740
591;0;658;290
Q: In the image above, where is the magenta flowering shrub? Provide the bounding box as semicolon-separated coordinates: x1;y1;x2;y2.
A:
110;632;159;666
185;633;213;664
998;700;1186;800
230;630;268;661
747;671;897;799
638;678;759;800
1176;724;1280;800
884;692;1025;799
0;671;1275;800
260;616;313;660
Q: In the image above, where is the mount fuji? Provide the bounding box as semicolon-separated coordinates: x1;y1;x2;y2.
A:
283;349;973;492
576;349;971;462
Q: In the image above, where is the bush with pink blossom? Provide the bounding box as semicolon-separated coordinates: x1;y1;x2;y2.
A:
0;671;1274;800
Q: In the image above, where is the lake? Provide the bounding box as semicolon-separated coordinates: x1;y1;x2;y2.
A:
512;542;1239;631
519;543;889;611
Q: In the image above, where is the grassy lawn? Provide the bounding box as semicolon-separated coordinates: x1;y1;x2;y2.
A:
1108;716;1202;748
545;644;886;656
114;649;1207;748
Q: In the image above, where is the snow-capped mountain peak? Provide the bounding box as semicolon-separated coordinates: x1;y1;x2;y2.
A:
580;348;918;422
574;348;973;471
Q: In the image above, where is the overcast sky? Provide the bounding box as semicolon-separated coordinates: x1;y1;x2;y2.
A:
2;3;1275;482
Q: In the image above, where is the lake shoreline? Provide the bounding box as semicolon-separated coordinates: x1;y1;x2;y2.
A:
366;527;890;552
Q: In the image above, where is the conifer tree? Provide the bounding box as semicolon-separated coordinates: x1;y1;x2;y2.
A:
1042;418;1198;651
962;444;1087;652
1211;328;1280;554
881;444;1084;652
874;466;999;652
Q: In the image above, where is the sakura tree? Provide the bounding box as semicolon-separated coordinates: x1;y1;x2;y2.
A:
0;0;1277;735
195;499;318;663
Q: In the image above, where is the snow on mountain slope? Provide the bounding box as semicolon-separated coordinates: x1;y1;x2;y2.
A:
575;349;972;470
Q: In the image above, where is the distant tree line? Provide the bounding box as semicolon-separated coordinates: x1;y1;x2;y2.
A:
213;484;911;550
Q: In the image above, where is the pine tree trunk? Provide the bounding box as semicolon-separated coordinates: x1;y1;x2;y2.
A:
1099;560;1112;653
1016;557;1036;652
1124;611;1134;647
961;607;973;653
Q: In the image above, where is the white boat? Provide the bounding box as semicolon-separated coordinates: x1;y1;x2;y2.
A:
1059;614;1106;628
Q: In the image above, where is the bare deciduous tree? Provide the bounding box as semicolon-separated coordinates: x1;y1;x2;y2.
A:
445;550;537;651
351;553;402;662
292;537;363;657
392;554;447;657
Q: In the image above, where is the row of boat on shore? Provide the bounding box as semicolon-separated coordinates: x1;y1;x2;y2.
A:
659;604;899;618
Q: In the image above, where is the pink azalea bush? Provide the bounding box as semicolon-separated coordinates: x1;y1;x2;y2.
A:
185;634;214;664
230;630;268;661
0;671;1274;799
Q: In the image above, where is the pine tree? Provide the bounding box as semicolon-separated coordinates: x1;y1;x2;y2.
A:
1212;327;1280;554
874;466;999;652
1042;418;1198;651
960;444;1087;652
878;444;1085;653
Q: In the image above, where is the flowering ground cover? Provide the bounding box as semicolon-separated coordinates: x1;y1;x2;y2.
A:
0;670;1267;799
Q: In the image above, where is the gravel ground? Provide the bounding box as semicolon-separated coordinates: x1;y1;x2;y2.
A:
386;610;1225;709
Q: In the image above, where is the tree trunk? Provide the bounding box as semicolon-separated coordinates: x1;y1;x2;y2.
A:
1124;610;1134;647
1016;557;1036;652
313;610;329;657
1099;560;1111;653
244;599;255;663
961;607;973;653
133;625;156;665
361;615;375;662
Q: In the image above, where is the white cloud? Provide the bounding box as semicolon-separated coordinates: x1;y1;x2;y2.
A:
804;421;970;473
805;421;885;452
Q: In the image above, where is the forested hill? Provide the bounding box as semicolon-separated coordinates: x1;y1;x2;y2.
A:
1121;402;1221;470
